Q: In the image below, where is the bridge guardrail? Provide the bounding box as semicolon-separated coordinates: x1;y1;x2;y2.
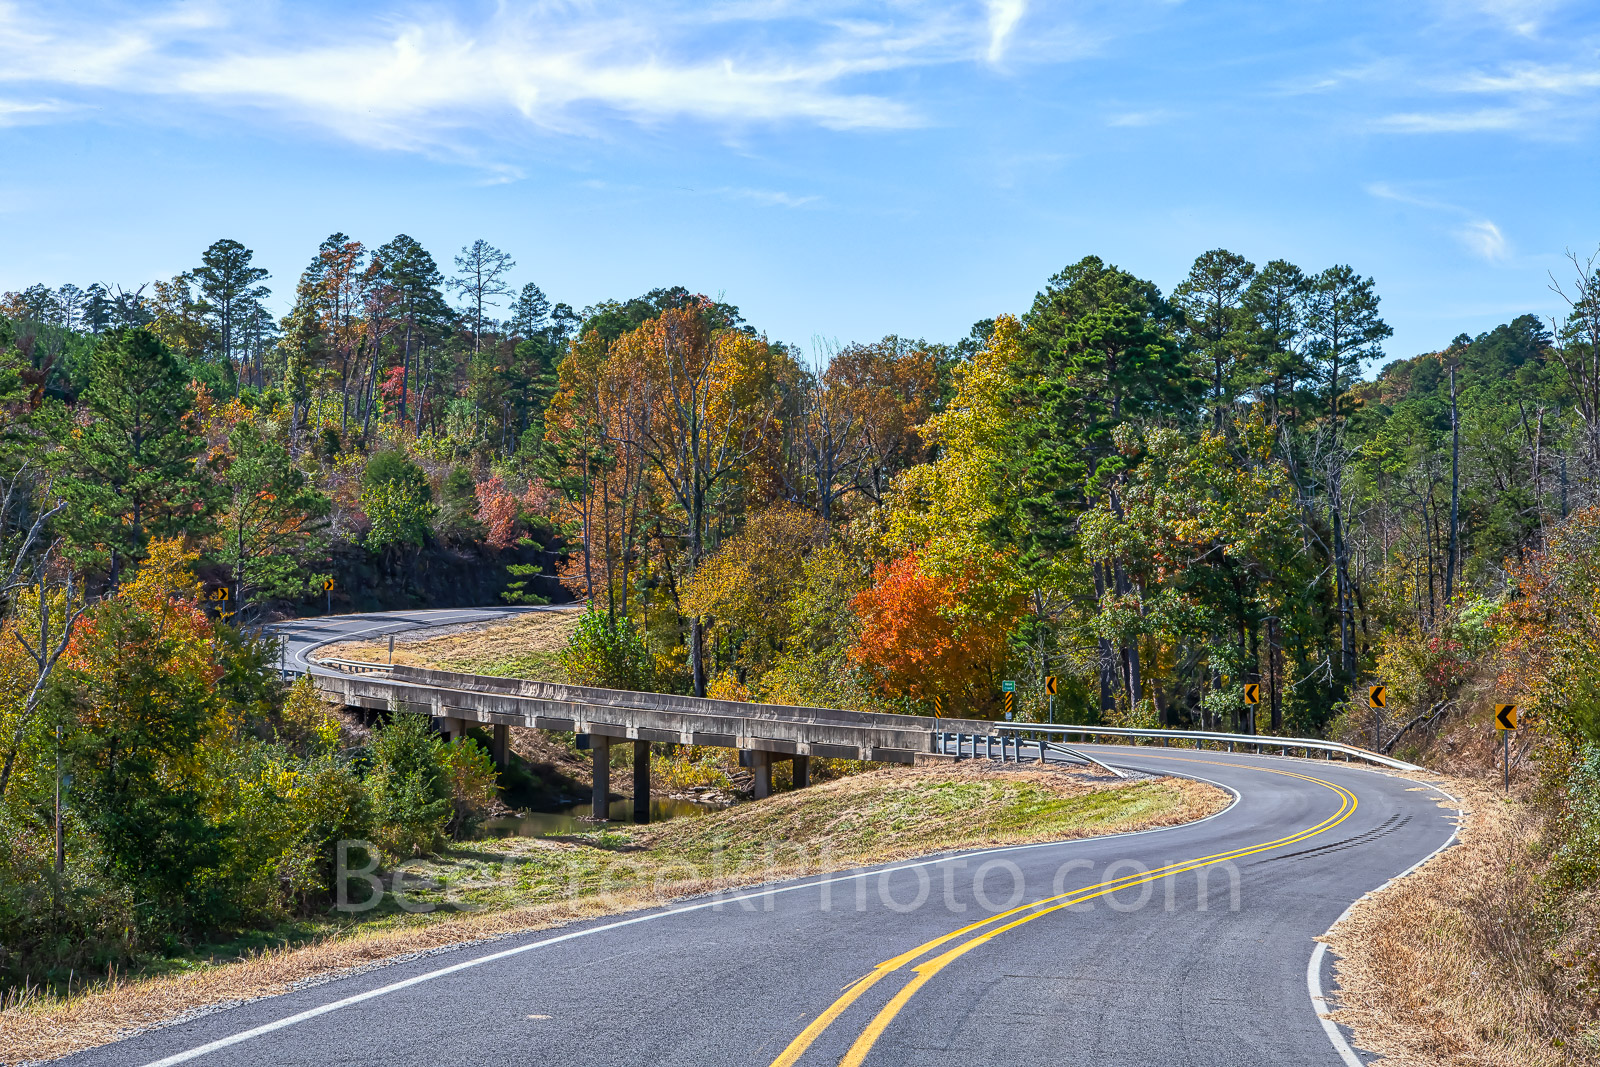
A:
312;657;395;675
990;723;1422;772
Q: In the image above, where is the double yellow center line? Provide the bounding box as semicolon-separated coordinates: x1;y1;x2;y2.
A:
769;762;1358;1067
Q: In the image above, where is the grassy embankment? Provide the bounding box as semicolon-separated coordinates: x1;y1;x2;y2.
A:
0;761;1225;1063
321;607;583;680
1326;714;1600;1066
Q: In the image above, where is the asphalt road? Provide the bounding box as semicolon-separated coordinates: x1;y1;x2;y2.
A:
65;609;1459;1067
269;604;564;677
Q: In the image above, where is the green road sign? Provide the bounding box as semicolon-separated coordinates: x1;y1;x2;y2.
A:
1001;680;1016;693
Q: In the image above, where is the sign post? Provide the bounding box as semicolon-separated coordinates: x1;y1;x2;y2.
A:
1367;685;1386;749
1495;703;1518;793
1045;675;1058;724
322;577;335;615
1001;680;1015;721
1244;682;1260;735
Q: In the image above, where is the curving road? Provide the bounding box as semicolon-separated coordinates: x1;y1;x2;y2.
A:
270;604;568;677
65;609;1458;1067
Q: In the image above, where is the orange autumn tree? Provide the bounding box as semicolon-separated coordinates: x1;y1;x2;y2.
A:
849;552;1022;717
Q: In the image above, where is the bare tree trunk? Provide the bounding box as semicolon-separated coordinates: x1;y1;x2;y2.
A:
1444;359;1461;605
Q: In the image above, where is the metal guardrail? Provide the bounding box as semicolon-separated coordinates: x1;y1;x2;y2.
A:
312;657;395;675
935;732;1130;778
990;723;1423;773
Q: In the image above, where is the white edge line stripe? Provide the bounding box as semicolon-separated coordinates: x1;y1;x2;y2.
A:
1306;779;1463;1066
275;607;551;671
135;769;1243;1066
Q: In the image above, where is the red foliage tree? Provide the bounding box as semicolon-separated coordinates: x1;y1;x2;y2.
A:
848;553;1017;717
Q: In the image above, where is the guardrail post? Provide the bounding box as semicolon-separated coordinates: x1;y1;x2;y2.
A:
592;735;612;821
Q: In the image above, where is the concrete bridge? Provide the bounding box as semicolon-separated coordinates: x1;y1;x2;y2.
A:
312;660;997;820
291;607;1415;825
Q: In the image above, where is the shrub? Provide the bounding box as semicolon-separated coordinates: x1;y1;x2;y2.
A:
368;713;451;857
562;609;656;691
444;738;500;838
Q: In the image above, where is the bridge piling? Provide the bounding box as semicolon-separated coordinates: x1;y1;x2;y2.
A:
592;735;612;820
794;754;810;789
491;724;510;768
751;750;772;799
633;741;651;824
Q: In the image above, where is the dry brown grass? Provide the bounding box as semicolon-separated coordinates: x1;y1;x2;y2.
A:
0;761;1225;1064
1326;774;1600;1066
321;607;582;679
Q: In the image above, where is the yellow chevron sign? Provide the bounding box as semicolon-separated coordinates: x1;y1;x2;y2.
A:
1244;683;1260;705
1367;685;1386;709
1495;704;1518;730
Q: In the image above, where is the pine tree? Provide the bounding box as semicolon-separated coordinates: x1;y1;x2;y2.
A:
54;328;217;587
191;239;271;389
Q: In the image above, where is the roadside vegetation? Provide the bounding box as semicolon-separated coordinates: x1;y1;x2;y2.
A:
1324;526;1600;1065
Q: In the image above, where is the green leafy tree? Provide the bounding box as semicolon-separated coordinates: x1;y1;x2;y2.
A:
359;451;436;553
215;422;332;609
53;328;216;587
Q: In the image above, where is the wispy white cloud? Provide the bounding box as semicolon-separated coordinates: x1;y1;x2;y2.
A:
1458;218;1509;259
0;96;70;125
1372;107;1530;132
1365;182;1511;261
985;0;1027;63
713;187;822;207
1106;108;1174;127
1435;0;1569;36
0;1;1098;159
1450;64;1600;94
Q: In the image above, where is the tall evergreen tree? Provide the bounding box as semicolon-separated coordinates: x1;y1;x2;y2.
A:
191;239;271;389
54;328;216;587
1304;265;1391;688
1173;249;1255;432
374;235;448;426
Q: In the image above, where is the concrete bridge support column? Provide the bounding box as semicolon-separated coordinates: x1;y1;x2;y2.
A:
751;750;772;799
793;754;810;789
633;741;651;824
491;724;510;768
592;736;612;820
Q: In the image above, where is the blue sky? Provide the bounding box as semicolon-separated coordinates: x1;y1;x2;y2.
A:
2;0;1599;366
